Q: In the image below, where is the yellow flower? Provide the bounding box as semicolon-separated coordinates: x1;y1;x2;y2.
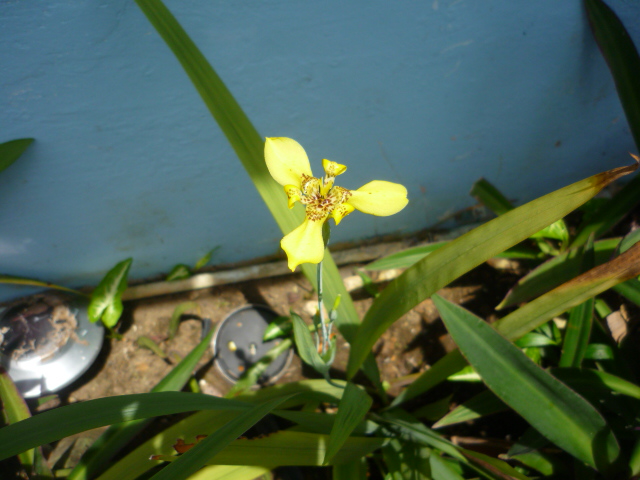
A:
265;137;409;271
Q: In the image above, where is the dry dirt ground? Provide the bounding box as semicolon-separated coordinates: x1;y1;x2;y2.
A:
64;261;518;404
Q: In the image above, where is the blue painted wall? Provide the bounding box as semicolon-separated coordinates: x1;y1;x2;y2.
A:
0;1;638;301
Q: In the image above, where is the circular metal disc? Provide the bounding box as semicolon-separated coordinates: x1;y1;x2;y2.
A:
0;295;104;398
213;305;291;384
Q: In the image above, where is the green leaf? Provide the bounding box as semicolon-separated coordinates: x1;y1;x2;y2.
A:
97;380;347;480
88;258;132;327
165;264;191;281
429;454;465;480
432;390;506;429
148;395;293;480
67;330;215;480
0;392;252;462
411;395;452;422
0;274;85;296
170;431;384;467
347;161;637;379
613;278;640;306
571;0;640;246
551;368;640;400
559;237;595;367
498;237;619;309
433;294;620;471
333;457;367;480
0;368;35;471
291;312;330;379
262;315;292;341
324;382;373;465
0;138;34;174
378;410;464;462
470;177;513;216
225;337;292;397
194;247;219;270
187;465;271;480
168;301;200;339
366;242;448;271
134;0;380;389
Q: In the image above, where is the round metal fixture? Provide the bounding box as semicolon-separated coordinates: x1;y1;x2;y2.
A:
0;294;104;398
212;305;292;384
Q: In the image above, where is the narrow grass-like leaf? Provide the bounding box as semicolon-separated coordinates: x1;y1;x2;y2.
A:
292;312;330;379
194;247;219;270
573;0;640;246
134;0;380;387
551;368;640;400
394;242;640;406
347;161;637;378
324;382;373;464
559;298;595;367
432;390;506;429
88;258;132;327
366;242;448;271
433;294;620;471
613;278;640;306
67;330;214;480
498;238;619;309
0;274;85;295
226;337;292;397
148;395;292;480
470;177;513;216
381;438;431;480
97;380;346;480
0;368;35;470
0;138;33;173
262;315;292;341
411;395;452;422
429;454;465;480
461;449;531;480
333;457;367;480
168;301;200;339
188;465;271;480
0;392;252;461
560;237;595;367
378;410;464;461
165;431;385;467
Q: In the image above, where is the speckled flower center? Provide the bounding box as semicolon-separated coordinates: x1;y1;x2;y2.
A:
299;174;351;221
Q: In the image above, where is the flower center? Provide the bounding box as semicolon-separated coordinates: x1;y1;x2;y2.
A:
299;174;351;222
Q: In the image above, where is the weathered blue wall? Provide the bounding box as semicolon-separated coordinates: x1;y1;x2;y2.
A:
0;1;638;300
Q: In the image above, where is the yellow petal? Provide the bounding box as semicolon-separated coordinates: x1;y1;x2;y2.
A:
322;159;347;178
284;185;302;209
331;203;354;225
281;217;326;271
265;137;313;188
348;180;408;216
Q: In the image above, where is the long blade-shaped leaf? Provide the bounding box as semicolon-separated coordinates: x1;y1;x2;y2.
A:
0;392;251;461
433;294;620;471
134;0;382;387
393;241;640;406
571;0;640;246
0;368;34;470
324;382;373;464
0;274;85;296
347;161;637;378
148;395;292;480
67;330;215;480
498;238;619;309
0;138;33;173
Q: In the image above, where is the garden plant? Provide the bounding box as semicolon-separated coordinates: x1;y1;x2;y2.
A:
2;0;640;479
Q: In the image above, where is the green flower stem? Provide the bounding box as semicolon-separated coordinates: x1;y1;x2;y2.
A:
318;260;329;355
